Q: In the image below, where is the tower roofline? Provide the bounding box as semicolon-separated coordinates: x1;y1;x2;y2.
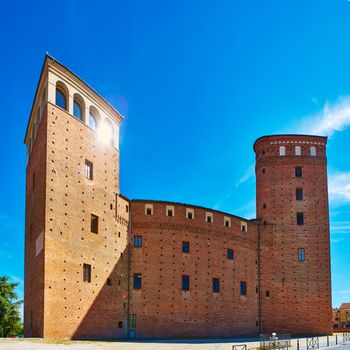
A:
253;134;328;151
24;53;124;143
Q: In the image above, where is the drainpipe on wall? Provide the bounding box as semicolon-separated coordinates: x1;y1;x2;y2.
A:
258;222;262;335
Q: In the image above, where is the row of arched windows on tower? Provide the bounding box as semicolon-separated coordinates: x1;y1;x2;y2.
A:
279;145;317;156
55;82;114;145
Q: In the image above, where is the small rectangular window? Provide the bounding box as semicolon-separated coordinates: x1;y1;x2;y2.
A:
295;166;302;177
145;204;153;215
85;160;93;180
118;321;123;329
90;214;99;233
134;236;142;248
241;222;247;232
166;205;174;217
266;290;270;297
297;212;304;225
182;241;190;253
279;146;286;156
227;248;234;260
83;264;91;283
212;278;220;293
133;273;142;289
296;188;303;200
298;248;305;262
186;208;194;219
126;205;129;213
206;212;213;223
107;278;112;286
240;281;247;295
224;216;231;227
182;275;189;291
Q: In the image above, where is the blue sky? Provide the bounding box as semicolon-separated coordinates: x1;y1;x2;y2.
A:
1;0;350;310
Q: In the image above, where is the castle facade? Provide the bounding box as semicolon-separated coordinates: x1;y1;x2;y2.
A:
24;55;332;339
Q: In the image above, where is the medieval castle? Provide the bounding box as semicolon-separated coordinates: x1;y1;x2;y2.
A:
24;54;332;339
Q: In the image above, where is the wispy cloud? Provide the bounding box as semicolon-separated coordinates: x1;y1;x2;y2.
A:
297;96;350;137
331;238;345;243
232;199;256;219
330;221;350;234
235;164;255;187
333;289;350;295
328;171;350;204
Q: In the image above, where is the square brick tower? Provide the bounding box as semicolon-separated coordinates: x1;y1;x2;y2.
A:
254;135;332;334
24;54;129;339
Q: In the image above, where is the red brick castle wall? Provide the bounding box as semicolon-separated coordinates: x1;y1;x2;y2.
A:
254;135;332;335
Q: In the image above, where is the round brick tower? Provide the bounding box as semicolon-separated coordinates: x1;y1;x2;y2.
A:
254;134;332;335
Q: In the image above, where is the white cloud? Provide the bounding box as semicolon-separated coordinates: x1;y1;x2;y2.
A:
331;238;345;243
235;164;255;187
298;96;350;137
328;171;350;204
330;221;350;234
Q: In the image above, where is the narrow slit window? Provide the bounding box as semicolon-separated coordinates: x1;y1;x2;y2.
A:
298;248;305;262
133;273;142;289
182;275;189;291
295;166;302;177
83;264;91;283
297;212;304;225
279;146;286;156
90;214;99;233
212;278;220;293
227;248;234;260
240;281;247;295
296;188;303;200
85;160;93;180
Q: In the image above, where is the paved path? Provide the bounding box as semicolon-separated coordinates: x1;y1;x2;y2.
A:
0;336;349;350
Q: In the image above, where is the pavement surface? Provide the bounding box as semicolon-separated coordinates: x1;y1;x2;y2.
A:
0;336;348;350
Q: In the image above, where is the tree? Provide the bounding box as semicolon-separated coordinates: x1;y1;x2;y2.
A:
0;276;23;337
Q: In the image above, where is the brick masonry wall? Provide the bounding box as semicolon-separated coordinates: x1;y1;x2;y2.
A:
255;135;332;335
24;101;333;339
129;200;259;338
26;103;129;339
24;107;48;337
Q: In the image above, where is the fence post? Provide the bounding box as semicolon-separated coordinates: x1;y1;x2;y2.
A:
343;333;345;343
297;339;299;350
336;334;338;345
327;335;329;347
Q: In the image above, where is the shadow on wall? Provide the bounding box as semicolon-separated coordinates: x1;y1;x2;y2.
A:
72;244;129;340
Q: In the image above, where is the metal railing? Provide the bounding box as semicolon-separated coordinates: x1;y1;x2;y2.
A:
232;345;247;350
306;337;319;350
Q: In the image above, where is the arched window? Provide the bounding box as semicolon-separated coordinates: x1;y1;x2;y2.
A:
89;107;99;131
73;96;84;121
89;112;97;131
279;146;286;156
103;119;114;145
97;118;114;145
310;146;316;156
295;146;301;156
55;88;66;110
